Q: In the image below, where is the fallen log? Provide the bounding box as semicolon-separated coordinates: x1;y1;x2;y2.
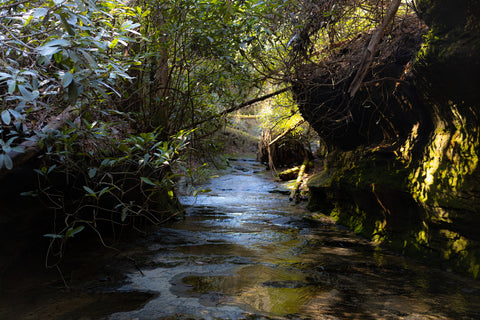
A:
0;106;76;180
289;156;309;202
278;166;300;181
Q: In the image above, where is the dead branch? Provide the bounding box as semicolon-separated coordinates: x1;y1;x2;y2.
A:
268;119;305;147
184;86;291;130
348;0;402;98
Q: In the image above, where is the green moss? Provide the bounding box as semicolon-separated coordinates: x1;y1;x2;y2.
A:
305;1;480;277
306;129;480;277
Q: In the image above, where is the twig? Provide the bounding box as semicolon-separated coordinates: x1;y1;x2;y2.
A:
361;77;408;86
127;256;145;277
0;0;30;11
56;265;70;289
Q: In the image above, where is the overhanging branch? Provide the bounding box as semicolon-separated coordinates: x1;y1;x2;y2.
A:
184;86;292;130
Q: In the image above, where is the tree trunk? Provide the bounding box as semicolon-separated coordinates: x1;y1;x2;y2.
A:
152;9;171;133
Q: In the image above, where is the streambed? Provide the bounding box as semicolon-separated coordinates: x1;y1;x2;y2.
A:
109;157;480;319
2;157;480;319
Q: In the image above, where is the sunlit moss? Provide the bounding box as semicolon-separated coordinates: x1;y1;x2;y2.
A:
307;105;480;276
372;219;387;243
416;230;429;245
470;262;480;278
408;102;480;213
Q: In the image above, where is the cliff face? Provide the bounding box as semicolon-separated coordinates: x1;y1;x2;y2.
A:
296;1;480;276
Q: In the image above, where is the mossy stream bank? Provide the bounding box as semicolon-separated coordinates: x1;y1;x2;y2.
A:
299;0;480;277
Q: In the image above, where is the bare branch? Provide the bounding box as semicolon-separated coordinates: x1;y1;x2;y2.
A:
184;86;292;130
348;0;402;98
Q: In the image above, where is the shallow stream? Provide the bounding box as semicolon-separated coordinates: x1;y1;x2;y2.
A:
109;157;480;319
2;157;480;319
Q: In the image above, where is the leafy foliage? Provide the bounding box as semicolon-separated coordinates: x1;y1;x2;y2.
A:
0;0;138;167
0;0;194;259
36;124;192;265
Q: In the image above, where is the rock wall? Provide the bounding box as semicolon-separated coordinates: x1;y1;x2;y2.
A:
298;1;480;276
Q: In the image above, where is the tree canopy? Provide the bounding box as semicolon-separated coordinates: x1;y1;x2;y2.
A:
0;0;416;251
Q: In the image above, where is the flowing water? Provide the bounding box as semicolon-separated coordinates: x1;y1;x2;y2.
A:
106;157;480;320
2;157;480;319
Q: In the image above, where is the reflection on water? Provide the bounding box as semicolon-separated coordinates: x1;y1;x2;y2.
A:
109;157;480;320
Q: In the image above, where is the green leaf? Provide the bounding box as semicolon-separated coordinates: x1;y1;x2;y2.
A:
4;155;13;170
0;72;11;81
20;70;37;77
38;45;60;56
44;233;64;239
67;82;79;104
88;167;97;178
18;85;34;101
66;225;85;238
100;159;111;167
47;164;57;174
60;13;75;36
20;191;39;197
83;185;96;197
121;207;128;222
140;176;157;186
73;0;86;12
109;38;119;49
33;8;49;19
98;187;111;198
79;49;97;67
61;72;74;88
37;39;70;56
1;110;11;125
9;109;22;120
44;39;71;47
7;80;16;94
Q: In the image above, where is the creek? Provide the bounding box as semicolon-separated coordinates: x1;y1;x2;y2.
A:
2;156;480;319
109;157;480;319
